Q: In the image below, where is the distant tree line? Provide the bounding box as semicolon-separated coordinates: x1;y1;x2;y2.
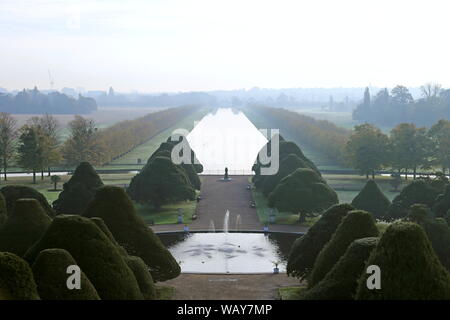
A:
353;84;450;126
0;87;97;114
97;105;200;163
247;105;450;178
248;106;351;164
345;120;450;178
0;105;200;182
96;88;216;108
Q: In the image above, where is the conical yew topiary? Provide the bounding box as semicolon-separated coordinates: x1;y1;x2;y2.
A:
53;162;104;215
84;186;181;282
0;199;52;256
287;203;354;279
0;252;40;300
1;185;55;217
268;168;338;216
302;237;379;300
387;180;441;219
124;255;156;300
408;204;450;272
90;217;128;256
433;184;450;218
309;210;379;287
356;222;450;300
351;180;391;218
127;156;195;208
262;154;308;197
32;248;100;300
23;215;143;300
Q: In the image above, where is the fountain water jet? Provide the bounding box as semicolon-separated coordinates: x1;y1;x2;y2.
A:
209;220;216;233
223;210;230;233
235;214;241;231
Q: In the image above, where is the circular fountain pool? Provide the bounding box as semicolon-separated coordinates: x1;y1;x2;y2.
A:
157;231;301;274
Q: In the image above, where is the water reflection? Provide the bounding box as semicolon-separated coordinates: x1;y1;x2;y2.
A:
186;108;267;174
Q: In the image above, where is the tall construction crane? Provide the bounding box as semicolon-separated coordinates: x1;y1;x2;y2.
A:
48;69;54;91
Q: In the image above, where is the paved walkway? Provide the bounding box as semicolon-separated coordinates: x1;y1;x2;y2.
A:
151;175;309;234
163;274;302;300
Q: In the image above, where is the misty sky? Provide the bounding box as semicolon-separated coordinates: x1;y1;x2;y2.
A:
1;0;450;92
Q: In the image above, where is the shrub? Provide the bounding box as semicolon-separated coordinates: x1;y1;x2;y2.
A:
302;237;379;300
23;215;143;300
351;180;391;219
0;185;55;217
268;168;338;218
408;204;450;271
127;156;195;208
355;222;450;299
0;199;52;256
0;252;40;300
53;162;104;215
90;217;128;256
124;255;156;300
387;180;441;219
433;184;450;218
84;186;181;282
32;248;100;300
252;136;319;189
287;203;354;279
262;154;308;197
309;210;379;287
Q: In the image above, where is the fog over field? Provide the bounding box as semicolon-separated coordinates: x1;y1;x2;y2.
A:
1;0;450;93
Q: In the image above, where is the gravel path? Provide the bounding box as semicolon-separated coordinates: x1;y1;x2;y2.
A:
163;273;302;300
151;175;309;233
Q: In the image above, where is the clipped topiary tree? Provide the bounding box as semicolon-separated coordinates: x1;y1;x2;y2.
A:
23;215;143;300
408;204;450;271
84;186;181;282
433;184;450;218
387;180;441;219
302;237;379;300
32;248;100;300
0;185;55;217
268;168;338;222
90;217;128;256
53;162;104;215
309;210;379;287
181;163;201;190
252;136;319;189
124;255;156;300
0;192;6;226
356;222;450;300
127;156;195;208
351;180;391;219
0;199;52;256
0;252;40;300
262;154;308;197
287;203;354;279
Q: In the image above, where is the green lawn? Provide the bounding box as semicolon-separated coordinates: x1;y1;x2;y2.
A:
324;173;402;203
135;195;198;225
155;285;175;300
278;286;307;300
250;180;319;226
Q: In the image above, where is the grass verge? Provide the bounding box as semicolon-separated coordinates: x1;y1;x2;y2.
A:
155;285;175;300
278;286;307;300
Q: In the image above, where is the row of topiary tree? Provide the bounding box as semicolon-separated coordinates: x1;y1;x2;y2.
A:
286;203;450;299
126;136;203;208
252;134;339;222
351;176;450;221
0;155;190;299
